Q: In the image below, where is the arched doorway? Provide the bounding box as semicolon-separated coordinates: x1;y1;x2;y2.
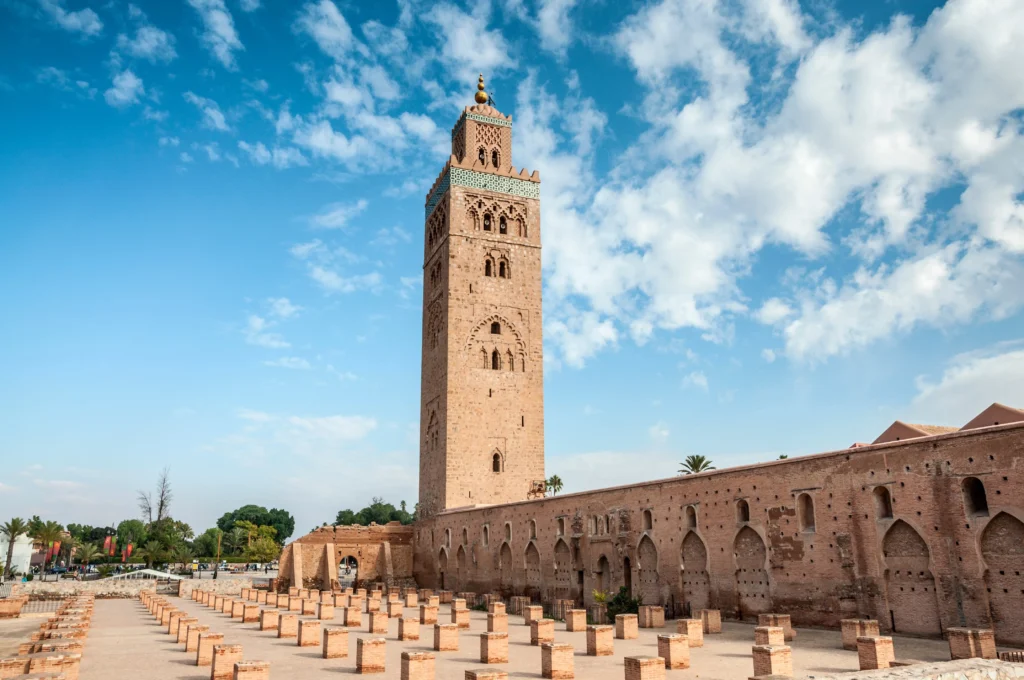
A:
638;535;660;604
883;520;940;635
623;556;633;594
981;512;1024;644
338;555;358;587
499;542;514;590
456;545;467;591
734;526;771;619
525;542;541;594
438;548;448;589
554;539;572;599
681;531;710;615
595;555;610;594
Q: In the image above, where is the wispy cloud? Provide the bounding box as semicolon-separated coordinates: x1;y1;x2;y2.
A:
186;0;243;69
183;91;230;131
267;297;301;319
244;315;289;349
104;70;144;108
264;357;311;369
38;0;103;37
310;199;368;229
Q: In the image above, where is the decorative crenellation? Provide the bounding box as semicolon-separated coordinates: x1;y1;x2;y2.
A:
452;111;513;140
425;167;540;218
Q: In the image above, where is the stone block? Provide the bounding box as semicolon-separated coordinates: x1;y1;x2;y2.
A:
531;619;555;646
677;619;703;647
277;614;298;639
168;610;183;635
947;628;997;660
699;609;722;634
639;606;664;629
288;587;298;596
288;597;302;612
755;627;785;646
162;606;178;626
388;601;404;618
428;596;440;607
186;624;209;653
434;624;459;652
357;637;386;674
399;617;420;641
405;592;419;608
334;594;349;608
301;599;317;616
401;651;434;680
369;611;389;634
177;617;198;644
259;610;279;631
220;598;232;614
298;620;320;647
487;613;507;633
616;614;638;640
565;610;586;632
299;589;311;600
480;633;508;664
541;642;574;680
345;607;362;628
587;625;613;656
625;656;665;680
243;605;260;624
420;605;438;625
588;604;607;625
753;645;793;677
257;591;267;605
321;590;333;603
452;607;470;629
488;602;506;615
211;644;243;680
857;636;894;671
524;606;543;625
757;614;795;641
840;619;879;651
196;633;224;667
275;595;288;610
657;634;689;670
233;660;269;680
323;627;349;659
465;671;507;680
317;603;334;621
367;598;381;613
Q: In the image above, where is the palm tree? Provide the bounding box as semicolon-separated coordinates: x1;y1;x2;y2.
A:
30;521;64;573
546;475;563;496
223;527;248;555
58;536;78;566
75;544;100;570
170;545;194;570
678;455;716;475
137;540;164;569
1;517;30;578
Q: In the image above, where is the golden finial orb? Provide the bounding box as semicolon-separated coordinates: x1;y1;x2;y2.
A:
474;74;488;104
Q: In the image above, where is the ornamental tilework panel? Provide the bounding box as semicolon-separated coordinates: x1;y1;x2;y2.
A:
426;168;540;218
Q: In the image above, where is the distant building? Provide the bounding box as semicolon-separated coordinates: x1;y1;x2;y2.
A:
0;535;35;576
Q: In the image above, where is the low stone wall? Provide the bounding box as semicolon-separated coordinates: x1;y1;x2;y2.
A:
0;596;28;618
801;659;1024;680
11;579;157;599
176;578;252;600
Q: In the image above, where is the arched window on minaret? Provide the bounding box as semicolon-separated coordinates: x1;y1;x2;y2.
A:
491;149;499;168
485;260;492;277
481;347;488;369
498;261;506;278
517;218;527;238
492;453;502;472
478;147;486;165
491;349;500;370
491;322;501;334
483;214;491;231
506;350;514;371
499;216;507;234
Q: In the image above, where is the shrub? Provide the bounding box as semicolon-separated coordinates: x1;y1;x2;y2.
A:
605;586;642;619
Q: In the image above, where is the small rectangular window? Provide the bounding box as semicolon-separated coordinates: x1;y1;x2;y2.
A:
521;416;525;426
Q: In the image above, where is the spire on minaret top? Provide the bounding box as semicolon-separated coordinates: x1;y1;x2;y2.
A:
474;74;488;105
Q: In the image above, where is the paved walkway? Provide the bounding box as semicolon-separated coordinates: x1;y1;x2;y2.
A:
78;597;958;680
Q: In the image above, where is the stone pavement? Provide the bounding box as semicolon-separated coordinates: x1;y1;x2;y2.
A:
76;596;961;680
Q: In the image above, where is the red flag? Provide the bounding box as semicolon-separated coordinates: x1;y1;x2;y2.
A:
108;538;117;557
121;549;127;563
52;541;61;560
103;536;111;553
126;543;134;560
45;542;54;561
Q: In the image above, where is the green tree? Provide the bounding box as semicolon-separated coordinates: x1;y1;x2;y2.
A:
217;505;295;542
1;517;31;578
234;520;258;549
29;521;64;571
244;536;281;563
170;545;194;568
778;454;789;460
333;498;415;526
192;528;222;558
223;527;248;555
678;455;716;475
136;540;164;568
75;544;100;569
265;508;295;542
546;475;564;496
116;519;148;548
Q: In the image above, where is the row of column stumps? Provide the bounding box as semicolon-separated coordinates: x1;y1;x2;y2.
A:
185;586;1003;680
0;592;93;680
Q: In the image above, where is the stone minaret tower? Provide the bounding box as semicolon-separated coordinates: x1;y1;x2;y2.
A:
418;75;545;517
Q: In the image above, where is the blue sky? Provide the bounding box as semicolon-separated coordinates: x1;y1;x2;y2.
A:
2;0;1023;536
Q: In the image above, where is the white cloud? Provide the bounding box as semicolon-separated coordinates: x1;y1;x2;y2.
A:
244;78;269;92
183;91;230;131
545;307;618;369
294;0;359;61
103;70;144;108
535;0;578;56
199;143;221;161
264;357;311;370
682;370;709;391
239;0;260;11
38;0;102;36
237;140;308;169
288;238;380;294
755;298;794;325
244;315;289;348
267;297;301;319
36;66;96;98
308;267;381;294
186;0;243;69
423;2;514;83
159;136;180;147
116;25;177;63
310;199;368;229
648;421;669;443
180;151;194;163
910;342;1024;424
761;348;776;363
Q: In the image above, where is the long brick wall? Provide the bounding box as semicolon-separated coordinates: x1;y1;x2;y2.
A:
411;423;1024;645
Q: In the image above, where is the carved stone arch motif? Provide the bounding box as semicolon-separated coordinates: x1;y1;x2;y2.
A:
426;299;445;349
466;313;527;354
882;519;941;635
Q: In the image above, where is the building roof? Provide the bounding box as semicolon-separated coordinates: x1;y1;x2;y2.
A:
872;420;956;445
961;403;1024;431
906;423;960;436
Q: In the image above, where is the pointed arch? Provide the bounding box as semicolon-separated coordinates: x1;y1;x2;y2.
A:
491;349;500;370
554;538;572;598
981;512;1024;643
456;545;467;590
883;520;940;635
499;541;514;589
733;526;770;619
437;547;449;589
637;534;660;604
506;349;514;371
524;542;541;592
681;531;710;614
